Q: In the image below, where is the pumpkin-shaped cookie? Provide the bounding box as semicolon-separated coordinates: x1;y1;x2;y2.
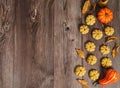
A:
92;29;103;40
85;42;96;52
87;55;97;65
86;15;96;26
100;45;110;55
80;25;89;34
74;65;86;77
98;8;113;24
101;57;112;68
105;26;114;36
89;69;100;81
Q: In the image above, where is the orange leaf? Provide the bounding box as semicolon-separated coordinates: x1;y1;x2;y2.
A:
82;0;91;14
112;44;120;58
75;48;85;59
77;79;89;88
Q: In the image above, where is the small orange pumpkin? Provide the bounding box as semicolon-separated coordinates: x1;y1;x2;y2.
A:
98;8;113;24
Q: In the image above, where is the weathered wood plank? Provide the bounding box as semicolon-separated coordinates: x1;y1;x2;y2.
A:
14;0;30;88
54;0;65;87
14;0;54;88
0;0;15;88
54;0;82;88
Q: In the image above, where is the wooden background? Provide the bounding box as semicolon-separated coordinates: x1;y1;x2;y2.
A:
0;0;120;88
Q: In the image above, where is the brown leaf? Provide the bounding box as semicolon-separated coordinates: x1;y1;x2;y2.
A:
98;0;109;7
75;48;85;59
77;79;89;88
82;0;91;14
92;3;96;11
112;44;120;58
106;36;118;43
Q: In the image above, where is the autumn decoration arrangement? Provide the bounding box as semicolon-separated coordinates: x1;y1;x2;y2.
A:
74;0;120;87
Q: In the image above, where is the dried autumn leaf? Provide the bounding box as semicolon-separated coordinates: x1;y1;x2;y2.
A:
98;0;109;7
77;79;89;88
82;0;91;14
112;44;120;58
106;36;118;43
75;48;85;59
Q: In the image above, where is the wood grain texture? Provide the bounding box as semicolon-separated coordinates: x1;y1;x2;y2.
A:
0;0;15;88
0;0;119;88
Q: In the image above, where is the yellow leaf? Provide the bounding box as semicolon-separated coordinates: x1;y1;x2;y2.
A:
75;48;85;59
82;0;91;14
77;79;89;88
106;36;118;43
112;44;120;58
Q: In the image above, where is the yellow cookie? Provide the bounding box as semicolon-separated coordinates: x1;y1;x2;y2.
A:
100;45;110;55
74;65;86;77
89;69;100;81
105;26;114;36
87;55;97;65
85;42;96;52
101;57;112;68
80;25;89;34
92;29;103;40
86;15;96;26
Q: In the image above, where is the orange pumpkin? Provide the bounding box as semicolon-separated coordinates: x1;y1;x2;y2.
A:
98;69;119;86
98;8;113;24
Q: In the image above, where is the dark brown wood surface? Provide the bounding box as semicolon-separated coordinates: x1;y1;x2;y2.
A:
0;0;120;88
